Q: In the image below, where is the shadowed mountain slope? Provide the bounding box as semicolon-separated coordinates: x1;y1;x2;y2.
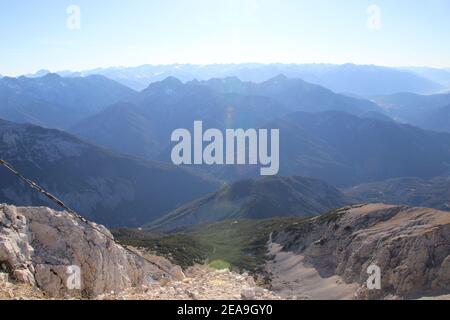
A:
0;73;136;129
148;176;349;231
0;119;219;227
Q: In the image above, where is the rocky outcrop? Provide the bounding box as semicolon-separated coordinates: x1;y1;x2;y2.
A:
272;204;450;299
97;266;280;300
0;204;166;297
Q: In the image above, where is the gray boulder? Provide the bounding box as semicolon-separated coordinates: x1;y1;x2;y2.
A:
0;204;162;297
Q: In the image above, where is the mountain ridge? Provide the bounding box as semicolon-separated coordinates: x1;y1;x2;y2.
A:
0;118;219;227
148;175;349;231
0;73;136;129
70;75;384;163
30;63;445;95
343;176;450;211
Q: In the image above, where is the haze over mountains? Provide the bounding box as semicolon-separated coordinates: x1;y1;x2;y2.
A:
402;66;450;89
70;75;381;161
2;63;450;228
26;63;449;95
0;73;135;129
155;109;450;186
372;92;450;133
267;111;450;186
66;74;450;187
70;75;388;161
70;76;288;159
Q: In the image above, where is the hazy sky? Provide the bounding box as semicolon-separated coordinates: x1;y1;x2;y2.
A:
1;0;449;76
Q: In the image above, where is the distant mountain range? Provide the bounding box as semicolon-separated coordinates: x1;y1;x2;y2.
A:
67;75;450;186
0;73;135;129
2;68;450;230
196;75;381;114
26;63;446;95
371;92;450;133
154;109;450;187
70;75;382;161
0;119;219;227
344;176;450;211
148;175;349;231
70;77;288;159
2;72;450;190
266;111;450;186
402;66;450;89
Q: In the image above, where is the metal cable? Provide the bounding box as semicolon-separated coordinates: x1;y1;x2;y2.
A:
0;158;172;277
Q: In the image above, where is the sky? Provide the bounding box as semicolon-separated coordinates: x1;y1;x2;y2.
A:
1;0;449;76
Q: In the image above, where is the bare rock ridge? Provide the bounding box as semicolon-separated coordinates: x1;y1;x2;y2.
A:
0;204;164;297
271;204;450;299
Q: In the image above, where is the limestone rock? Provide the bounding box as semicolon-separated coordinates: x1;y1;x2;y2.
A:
275;204;450;299
241;287;256;300
0;272;8;282
0;204;163;297
170;265;186;281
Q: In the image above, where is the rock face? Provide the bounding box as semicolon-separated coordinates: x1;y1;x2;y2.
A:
273;204;450;299
0;204;164;297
